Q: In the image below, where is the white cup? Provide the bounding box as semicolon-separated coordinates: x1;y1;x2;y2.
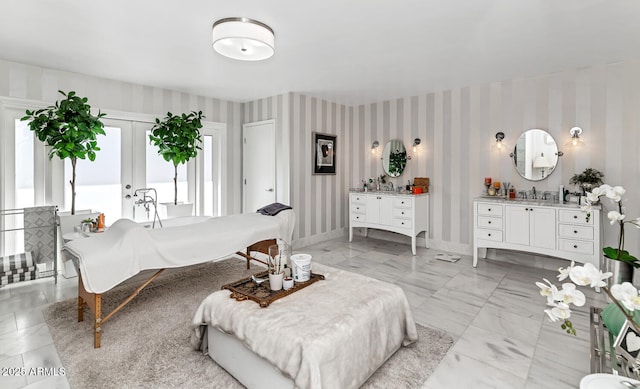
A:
283;277;294;290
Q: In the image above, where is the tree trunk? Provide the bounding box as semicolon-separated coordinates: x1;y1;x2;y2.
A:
173;164;178;205
71;158;77;215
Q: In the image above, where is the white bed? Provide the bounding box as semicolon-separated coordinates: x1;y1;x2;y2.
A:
191;263;418;389
63;210;295;348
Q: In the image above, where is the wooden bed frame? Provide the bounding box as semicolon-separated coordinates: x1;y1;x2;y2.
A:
77;239;276;348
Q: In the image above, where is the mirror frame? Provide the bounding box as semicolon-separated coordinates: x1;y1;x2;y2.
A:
511;129;560;181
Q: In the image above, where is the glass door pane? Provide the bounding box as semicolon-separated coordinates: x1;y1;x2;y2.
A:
15;119;35;209
146;130;188;205
64;126;123;220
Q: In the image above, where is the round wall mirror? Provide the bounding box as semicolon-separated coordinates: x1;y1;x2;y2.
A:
382;139;407;177
512;129;559;181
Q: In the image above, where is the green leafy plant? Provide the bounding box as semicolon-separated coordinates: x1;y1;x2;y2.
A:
569;168;604;194
148;111;204;205
21;90;106;215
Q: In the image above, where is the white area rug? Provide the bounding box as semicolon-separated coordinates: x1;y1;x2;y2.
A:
44;258;452;388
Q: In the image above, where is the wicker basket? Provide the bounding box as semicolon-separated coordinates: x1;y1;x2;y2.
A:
413;177;429;193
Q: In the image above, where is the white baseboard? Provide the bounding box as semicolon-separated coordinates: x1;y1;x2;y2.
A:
293;228;347;250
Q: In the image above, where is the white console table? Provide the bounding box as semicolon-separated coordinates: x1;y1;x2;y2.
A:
349;191;429;255
473;197;601;268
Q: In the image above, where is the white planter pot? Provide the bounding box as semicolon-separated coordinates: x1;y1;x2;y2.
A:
159;203;194;219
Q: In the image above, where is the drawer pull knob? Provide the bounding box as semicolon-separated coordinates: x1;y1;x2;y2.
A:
488;208;491;211
573;245;578;249
488;221;492;224
574;215;578;219
401;212;405;215
488;233;491;237
574;230;578;234
401;222;405;225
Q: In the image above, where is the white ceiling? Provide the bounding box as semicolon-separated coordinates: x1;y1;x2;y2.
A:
1;0;639;106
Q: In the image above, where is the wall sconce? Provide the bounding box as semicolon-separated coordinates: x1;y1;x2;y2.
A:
566;126;585;147
371;140;379;154
495;132;505;149
412;138;421;153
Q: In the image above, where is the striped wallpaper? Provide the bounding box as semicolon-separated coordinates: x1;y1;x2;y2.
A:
243;60;640;258
1;58;639;259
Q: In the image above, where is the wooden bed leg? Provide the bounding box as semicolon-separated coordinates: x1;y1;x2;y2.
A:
245;248;251;269
77;275;85;322
78;295;85;322
94;294;102;349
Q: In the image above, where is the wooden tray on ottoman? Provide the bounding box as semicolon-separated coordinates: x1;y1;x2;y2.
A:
222;271;324;308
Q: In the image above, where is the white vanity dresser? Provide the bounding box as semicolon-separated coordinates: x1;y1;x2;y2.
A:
349;191;429;255
473;197;601;267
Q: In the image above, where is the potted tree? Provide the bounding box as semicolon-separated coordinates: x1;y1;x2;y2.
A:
21;90;106;215
569;168;604;195
148;111;204;217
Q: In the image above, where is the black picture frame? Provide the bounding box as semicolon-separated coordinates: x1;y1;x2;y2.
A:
614;320;640;362
313;132;336;175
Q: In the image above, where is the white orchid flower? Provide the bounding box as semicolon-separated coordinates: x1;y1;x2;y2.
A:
611;282;640;311
608;210;626;225
557;261;575;281
536;279;553;297
593;184;611;196
586;191;600;204
559;283;586;306
606;186;626;202
569;263;612;288
544;302;571;322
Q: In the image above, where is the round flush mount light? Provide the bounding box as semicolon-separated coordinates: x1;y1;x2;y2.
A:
212;17;275;61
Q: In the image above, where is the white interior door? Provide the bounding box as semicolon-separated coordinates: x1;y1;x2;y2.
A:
243;120;276;213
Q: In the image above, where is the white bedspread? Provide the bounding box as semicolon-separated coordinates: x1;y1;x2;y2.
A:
191;263;418;389
63;210;295;294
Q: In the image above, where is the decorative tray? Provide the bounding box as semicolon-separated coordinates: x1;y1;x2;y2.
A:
221;271;324;308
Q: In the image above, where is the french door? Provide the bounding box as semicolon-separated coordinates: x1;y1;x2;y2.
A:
2;102;226;225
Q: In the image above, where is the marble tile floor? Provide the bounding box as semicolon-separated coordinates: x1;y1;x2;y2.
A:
0;235;610;388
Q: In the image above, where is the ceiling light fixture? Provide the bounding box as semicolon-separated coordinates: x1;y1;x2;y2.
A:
212;17;275;61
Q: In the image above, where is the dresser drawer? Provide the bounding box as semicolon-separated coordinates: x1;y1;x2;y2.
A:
351;213;365;222
351;204;366;214
558;209;592;225
558;224;594;240
477;203;503;217
351;195;367;204
394;218;412;229
477;216;503;229
393;208;411;219
476;229;503;242
393;198;413;209
558;239;594;255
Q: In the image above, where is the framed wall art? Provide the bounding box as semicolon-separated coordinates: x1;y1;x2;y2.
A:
313;132;336;175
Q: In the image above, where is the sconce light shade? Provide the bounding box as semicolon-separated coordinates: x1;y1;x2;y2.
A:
371;140;379;154
412;138;421;152
212;17;275;61
495;131;505;149
566;126;585;147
